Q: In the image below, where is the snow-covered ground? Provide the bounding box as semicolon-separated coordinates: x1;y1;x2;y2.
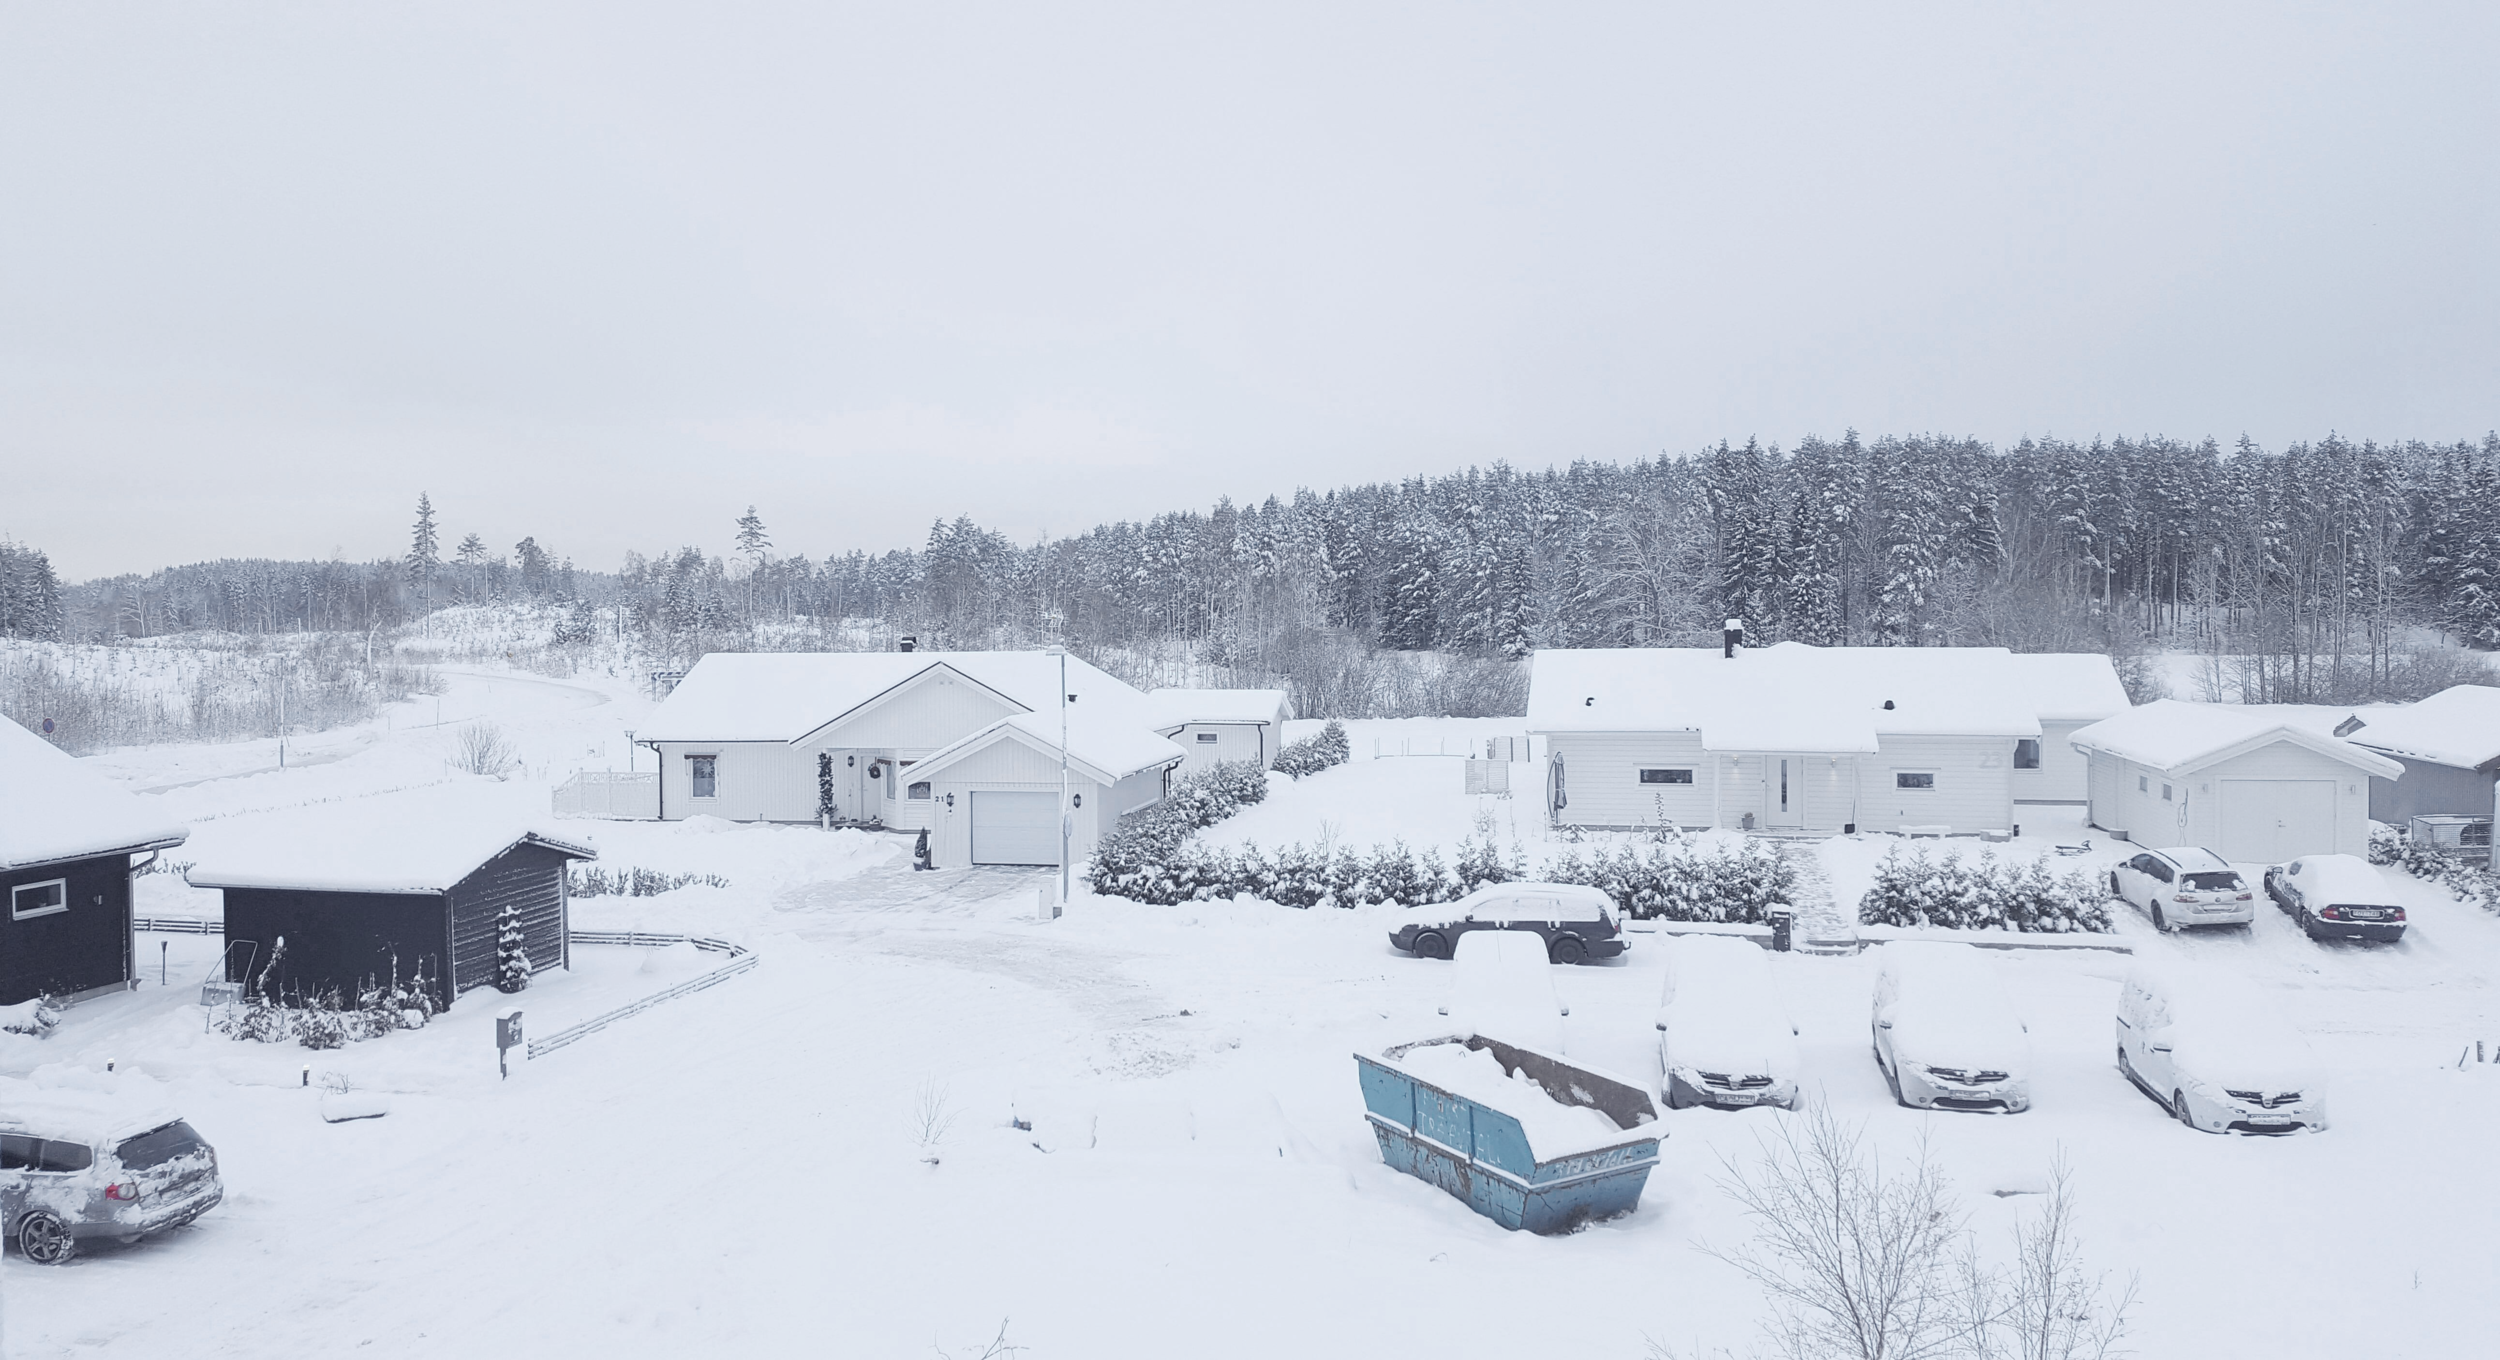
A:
8;677;2500;1357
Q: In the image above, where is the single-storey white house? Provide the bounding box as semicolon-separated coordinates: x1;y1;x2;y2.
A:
1526;642;2124;836
634;651;1190;869
2333;684;2500;825
1145;688;1292;773
2069;701;2402;863
2002;653;2132;803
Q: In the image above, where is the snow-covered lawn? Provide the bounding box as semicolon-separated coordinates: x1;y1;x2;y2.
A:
7;690;2499;1356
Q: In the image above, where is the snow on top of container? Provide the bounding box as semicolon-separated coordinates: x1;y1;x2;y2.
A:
1524;643;2043;749
185;786;594;895
2067;700;2401;778
0;715;189;872
637;650;1152;745
1391;1041;1644;1161
2340;683;2500;770
1657;935;1799;1078
1143;688;1292;729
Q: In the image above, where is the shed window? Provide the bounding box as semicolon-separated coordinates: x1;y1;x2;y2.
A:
1196;732;1220;743
1639;768;1694;785
1895;772;1936;791
907;781;932;800
2014;739;2040;770
687;755;718;799
2161;783;2173;801
2138;775;2149;793
10;879;66;921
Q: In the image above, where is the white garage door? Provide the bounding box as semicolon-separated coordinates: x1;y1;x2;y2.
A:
971;791;1060;866
2218;779;2338;864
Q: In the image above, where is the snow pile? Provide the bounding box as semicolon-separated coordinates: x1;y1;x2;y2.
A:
1394;1042;1635;1161
1446;930;1566;1055
1858;845;2111;933
1542;831;1795;922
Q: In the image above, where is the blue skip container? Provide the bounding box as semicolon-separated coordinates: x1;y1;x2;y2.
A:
1356;1034;1662;1234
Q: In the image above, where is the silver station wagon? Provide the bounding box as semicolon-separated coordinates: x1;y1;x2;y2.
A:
1;1086;223;1264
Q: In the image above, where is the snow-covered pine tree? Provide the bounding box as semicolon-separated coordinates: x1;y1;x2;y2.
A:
406;493;440;593
494;899;531;993
735;506;772;561
817;751;838;822
0;541;66;641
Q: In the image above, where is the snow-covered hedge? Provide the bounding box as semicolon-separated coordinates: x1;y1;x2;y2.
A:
1087;760;1273;897
1540;833;1797;923
1271;720;1351;780
1095;831;1521;908
1856;847;2111;933
2369;823;2500;915
569;866;730;897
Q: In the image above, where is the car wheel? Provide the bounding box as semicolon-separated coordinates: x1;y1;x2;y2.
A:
2151;904;2169;932
17;1212;75;1265
1549;935;1588;966
1884;1058;1908;1106
2173;1089;2195;1131
1413;931;1449;961
2117;1042;2131;1073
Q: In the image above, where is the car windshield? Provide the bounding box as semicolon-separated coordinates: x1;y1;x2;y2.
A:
115;1121;205;1170
2183;871;2241;890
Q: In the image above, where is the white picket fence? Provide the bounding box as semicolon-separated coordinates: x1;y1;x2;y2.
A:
551;770;660;820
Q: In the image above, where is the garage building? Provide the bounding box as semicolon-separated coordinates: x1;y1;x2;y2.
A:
2069;701;2400;862
0;717;190;1006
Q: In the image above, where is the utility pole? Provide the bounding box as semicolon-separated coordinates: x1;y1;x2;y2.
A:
1050;645;1070;907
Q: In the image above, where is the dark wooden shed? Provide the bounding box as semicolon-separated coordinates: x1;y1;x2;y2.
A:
0;717;190;1007
191;830;595;1009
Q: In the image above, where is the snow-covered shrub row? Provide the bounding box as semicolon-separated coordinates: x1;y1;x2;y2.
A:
1856;848;2112;933
1540;833;1797;922
2369;823;2500;915
220;978;442;1051
1095;831;1522;908
1086;760;1272;894
1271;719;1350;779
567;866;731;897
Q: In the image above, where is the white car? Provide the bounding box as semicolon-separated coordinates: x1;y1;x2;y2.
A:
1871;943;2032;1113
1440;929;1569;1055
2108;846;2255;931
2116;964;2327;1134
1654;935;1800;1110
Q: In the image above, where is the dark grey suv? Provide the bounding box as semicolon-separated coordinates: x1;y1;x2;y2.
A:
2;1088;223;1263
1388;882;1628;965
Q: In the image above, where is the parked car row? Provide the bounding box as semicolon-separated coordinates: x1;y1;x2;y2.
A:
2107;845;2407;944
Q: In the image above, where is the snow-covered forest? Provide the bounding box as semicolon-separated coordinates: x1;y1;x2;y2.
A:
11;432;2500;743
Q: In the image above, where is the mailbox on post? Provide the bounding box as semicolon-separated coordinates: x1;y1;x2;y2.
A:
496;1008;525;1078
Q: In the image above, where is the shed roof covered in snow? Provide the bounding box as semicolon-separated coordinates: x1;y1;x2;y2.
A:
1144;688;1291;729
186;794;595;895
636;650;1145;745
2339;685;2500;771
2000;653;2131;722
0;716;189;873
2066;700;2402;779
1524;643;2043;751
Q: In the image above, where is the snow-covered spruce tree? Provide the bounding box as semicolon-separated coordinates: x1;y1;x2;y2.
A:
0;541;67;641
817;751;837;822
406;492;440;599
494;899;531;993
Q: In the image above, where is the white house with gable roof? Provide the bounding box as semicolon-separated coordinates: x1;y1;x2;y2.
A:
1526;639;2124;836
1145;688;1291;773
634;651;1191;869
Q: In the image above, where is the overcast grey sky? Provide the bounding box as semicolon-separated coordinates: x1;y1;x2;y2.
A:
3;2;2493;580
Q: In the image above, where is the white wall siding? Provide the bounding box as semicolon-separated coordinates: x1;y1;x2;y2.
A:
1855;736;2016;834
817;673;1021;749
1109;766;1166;815
1170;723;1270;773
1548;732;1713;827
2012;720;2092;802
655;740;822;822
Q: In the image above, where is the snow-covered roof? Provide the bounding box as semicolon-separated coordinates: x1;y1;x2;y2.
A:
0;1078;186;1149
2340;685;2500;770
636;650;1144;745
186;794;595;895
0;716;189;873
1144;688;1290;729
908;708;1188;785
2067;701;2402;779
1525;643;2043;750
2001;653;2131;722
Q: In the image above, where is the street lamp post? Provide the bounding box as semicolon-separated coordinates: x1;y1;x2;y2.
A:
1049;645;1070;908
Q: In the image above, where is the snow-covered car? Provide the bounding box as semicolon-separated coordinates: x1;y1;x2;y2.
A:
1870;942;2032;1113
0;1085;223;1264
1654;934;1800;1110
1389;882;1626;965
1440;929;1570;1054
2116;964;2327;1134
2263;853;2408;943
2108;846;2254;931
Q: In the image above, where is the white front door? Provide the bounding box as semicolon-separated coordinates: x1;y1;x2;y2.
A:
1768;757;1805;830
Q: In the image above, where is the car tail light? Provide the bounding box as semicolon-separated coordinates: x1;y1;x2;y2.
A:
2235;892;2252;901
2389;907;2406;921
105;1181;140;1201
2174;894;2196;904
2319;906;2345;921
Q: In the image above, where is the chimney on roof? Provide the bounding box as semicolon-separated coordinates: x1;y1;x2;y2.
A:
1723;618;1745;660
898;635;916;653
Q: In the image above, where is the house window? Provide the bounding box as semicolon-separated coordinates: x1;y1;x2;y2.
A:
2138;775;2149;793
1895;772;1936;791
907;781;932;800
10;879;67;921
1639;768;1694;785
2161;783;2173;802
687;755;718;799
2014;739;2040;770
1196;733;1219;744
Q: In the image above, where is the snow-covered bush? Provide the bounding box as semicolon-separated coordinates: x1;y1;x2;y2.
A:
2370;823;2500;915
1857;847;2112;933
218;965;440;1049
0;995;64;1038
569;866;730;897
1094;830;1519;908
1541;833;1796;922
1087;760;1270;897
1272;720;1351;780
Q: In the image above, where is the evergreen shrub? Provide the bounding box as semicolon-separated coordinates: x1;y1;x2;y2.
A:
1856;847;2112;933
1272;720;1352;779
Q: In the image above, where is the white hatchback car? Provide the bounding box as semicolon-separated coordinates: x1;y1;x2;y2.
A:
1871;943;2032;1113
2108;847;2254;931
2116;964;2327;1134
1654;935;1801;1111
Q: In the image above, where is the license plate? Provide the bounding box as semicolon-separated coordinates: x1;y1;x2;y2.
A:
1717;1091;1758;1105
